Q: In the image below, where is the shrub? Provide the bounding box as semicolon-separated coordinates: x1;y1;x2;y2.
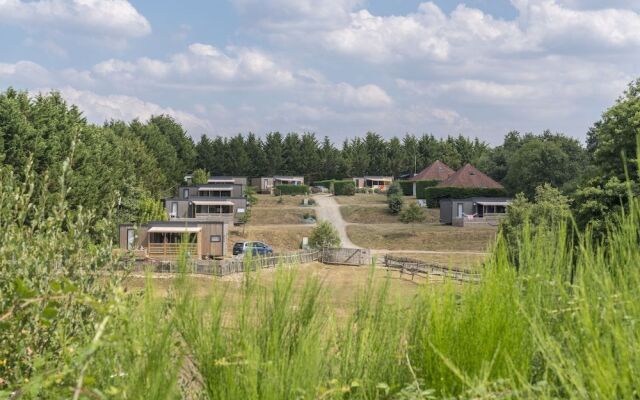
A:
388;193;404;214
424;187;508;207
414;180;441;199
386;182;403;197
191;168;209;185
309;220;341;248
244;186;258;206
334;180;356;196
398;181;414;196
274;184;310;196
400;202;426;223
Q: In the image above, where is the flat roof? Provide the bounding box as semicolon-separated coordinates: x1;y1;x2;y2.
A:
147;226;202;233
192;200;235;206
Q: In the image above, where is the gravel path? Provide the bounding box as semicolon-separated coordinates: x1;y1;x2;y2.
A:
313;194;360;249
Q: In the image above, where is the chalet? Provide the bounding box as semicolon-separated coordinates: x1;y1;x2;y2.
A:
440;197;512;226
353;176;394;191
251;176;305;194
436;164;510;226
166;183;247;223
119;220;227;260
408;160;455;196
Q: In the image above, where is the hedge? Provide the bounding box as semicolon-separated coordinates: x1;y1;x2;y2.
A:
333;180;356;196
423;187;508;207
415;180;441;199
274;184;310;196
398;181;414;196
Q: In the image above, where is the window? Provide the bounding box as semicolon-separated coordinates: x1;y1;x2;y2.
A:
195;205;233;214
210;235;221;243
183;188;189;199
457;203;464;218
127;228;135;250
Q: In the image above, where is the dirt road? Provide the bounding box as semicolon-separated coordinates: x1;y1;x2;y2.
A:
313;194;360;248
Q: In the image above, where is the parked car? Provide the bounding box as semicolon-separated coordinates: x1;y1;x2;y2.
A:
311;185;329;193
232;241;274;256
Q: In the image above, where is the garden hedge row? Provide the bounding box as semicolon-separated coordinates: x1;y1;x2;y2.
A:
423;187;508;207
274;184;310;196
414;180;441;199
333;180;356;196
398;181;414;196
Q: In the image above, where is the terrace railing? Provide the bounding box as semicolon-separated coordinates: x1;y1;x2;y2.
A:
382;254;480;283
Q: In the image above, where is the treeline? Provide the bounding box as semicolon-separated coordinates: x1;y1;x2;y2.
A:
2;78;639;234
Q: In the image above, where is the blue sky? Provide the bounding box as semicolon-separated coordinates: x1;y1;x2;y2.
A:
1;0;639;144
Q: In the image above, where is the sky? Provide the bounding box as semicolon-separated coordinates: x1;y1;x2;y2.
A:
0;0;639;145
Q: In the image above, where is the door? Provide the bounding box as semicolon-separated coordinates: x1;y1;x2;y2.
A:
457;203;464;218
127;228;135;250
170;202;178;218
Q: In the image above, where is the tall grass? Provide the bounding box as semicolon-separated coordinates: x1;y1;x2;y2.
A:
4;173;640;398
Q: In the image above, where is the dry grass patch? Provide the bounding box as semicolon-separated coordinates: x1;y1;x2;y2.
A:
254;194;308;207
228;225;313;253
333;193;388;205
251;208;316;225
347;224;497;252
341;205;439;224
124;262;423;316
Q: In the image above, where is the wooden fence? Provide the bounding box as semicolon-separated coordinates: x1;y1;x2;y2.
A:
129;249;320;277
382;255;480;283
320;248;371;265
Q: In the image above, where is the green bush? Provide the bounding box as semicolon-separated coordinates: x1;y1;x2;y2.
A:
274;184;310;196
191;168;209;185
424;187;508;207
400;202;426;223
398;181;414;196
309;220;341;248
386;182;403;197
334;180;356;196
414;180;441;199
388;193;404;214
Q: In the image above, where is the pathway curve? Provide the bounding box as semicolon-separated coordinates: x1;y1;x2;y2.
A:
313;194;360;249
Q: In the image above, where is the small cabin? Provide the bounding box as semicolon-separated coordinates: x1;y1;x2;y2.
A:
440;197;512;227
119;220;227;260
353;176;394;191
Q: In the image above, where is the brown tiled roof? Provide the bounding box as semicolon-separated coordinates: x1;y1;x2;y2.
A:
409;160;455;181
437;163;503;189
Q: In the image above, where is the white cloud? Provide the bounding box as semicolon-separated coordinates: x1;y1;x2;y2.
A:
0;61;52;86
55;86;210;135
330;83;392;108
0;0;151;37
92;43;295;89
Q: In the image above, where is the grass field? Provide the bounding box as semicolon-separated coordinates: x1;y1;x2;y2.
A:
250;207;316;225
341;204;439;224
348;223;496;251
125;262;423;316
228;225;313;253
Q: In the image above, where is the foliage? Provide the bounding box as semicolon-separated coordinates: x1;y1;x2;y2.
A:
274;184;310;196
388;193;404;214
333;180;356;196
572;176;637;238
191;168;209;185
386;182;403;197
244;186;258;206
398;180;414;196
587;78;640;181
308;220;341;249
423;187;508;207
414;180;440;199
400;202;426;223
